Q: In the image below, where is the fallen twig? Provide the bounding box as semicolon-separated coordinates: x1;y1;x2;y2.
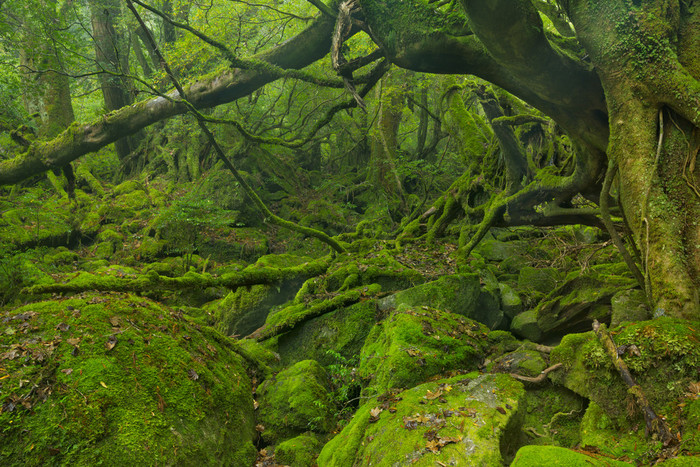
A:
509;363;562;383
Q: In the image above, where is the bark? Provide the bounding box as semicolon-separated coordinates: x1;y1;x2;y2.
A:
90;0;136;161
566;0;700;318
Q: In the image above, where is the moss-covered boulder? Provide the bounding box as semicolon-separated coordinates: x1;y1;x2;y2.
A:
610;289;651;327
273;299;376;367
517;267;561;295
256;359;335;444
530;265;636;341
510;445;633;466
518;385;587;450
359;306;490;394
0;293;257;465
487;346;547;377
377;274;506;329
549;318;700;459
274;433;323;466
318;373;525;466
209;254;315;336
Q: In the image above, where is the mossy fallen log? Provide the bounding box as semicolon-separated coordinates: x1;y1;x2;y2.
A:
22;257;331;296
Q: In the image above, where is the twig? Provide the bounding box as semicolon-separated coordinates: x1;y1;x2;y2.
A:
509;363;562;383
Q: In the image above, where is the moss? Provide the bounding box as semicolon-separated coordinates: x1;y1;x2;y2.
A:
517;267;561;294
96;228;124;246
580;401;652;460
43;247;78;266
93;241;114;259
318;373;525;466
112;180;142;196
318;248;424;295
274;433;322;466
519;385;587;449
358;306;490;394
257;359;335;444
274;298;377;367
550;319;700;458
488;347;547;377
0;293;257;465
510;445;633;466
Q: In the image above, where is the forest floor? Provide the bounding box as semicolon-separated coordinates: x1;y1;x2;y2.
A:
0;170;698;466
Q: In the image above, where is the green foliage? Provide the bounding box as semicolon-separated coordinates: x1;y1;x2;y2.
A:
324;349;361;423
155;190;233;269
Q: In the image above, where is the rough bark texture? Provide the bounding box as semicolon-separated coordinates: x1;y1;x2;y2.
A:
566;0;700;317
90;0;136;161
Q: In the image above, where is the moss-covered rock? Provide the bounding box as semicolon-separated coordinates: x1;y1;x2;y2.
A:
533;265;636;341
274;433;322;466
487;347;547;377
518;385;587;450
510;309;542;342
518;267;561;295
0;293;257;465
499;282;523;318
209;254;315;336
510;445;633;466
378;274;506;329
257;359;335;444
318;373;525;466
273;299;377;367
610;289;651;327
549;318;700;459
359;306;490;394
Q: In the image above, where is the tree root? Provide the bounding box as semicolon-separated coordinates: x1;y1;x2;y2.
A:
599;159;645;289
248;288;366;341
23;257;331;296
509;363;562;384
592;320;677;447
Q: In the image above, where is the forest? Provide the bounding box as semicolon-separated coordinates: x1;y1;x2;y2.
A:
0;0;699;465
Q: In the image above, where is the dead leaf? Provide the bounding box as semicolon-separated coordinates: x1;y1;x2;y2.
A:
426;439;441;453
424;389;443;400
369;406;383;422
100;381;108;388
105;335;118;351
109;316;120;327
253;400;259;410
66;338;80;346
187;369;199;381
56;322;70;332
61;368;73;375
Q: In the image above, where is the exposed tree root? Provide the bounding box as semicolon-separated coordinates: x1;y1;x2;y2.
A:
599;160;646;289
249;288;366;341
23;257;331;296
592;320;677;447
509;363;562;384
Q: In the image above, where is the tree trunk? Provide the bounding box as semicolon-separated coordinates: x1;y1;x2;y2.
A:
369;73;405;207
567;0;700;317
90;0;137;163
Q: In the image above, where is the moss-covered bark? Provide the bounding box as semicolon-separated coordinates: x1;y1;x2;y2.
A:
566;0;700;317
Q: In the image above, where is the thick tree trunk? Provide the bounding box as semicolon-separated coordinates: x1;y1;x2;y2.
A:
90;0;137;163
567;0;700;317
